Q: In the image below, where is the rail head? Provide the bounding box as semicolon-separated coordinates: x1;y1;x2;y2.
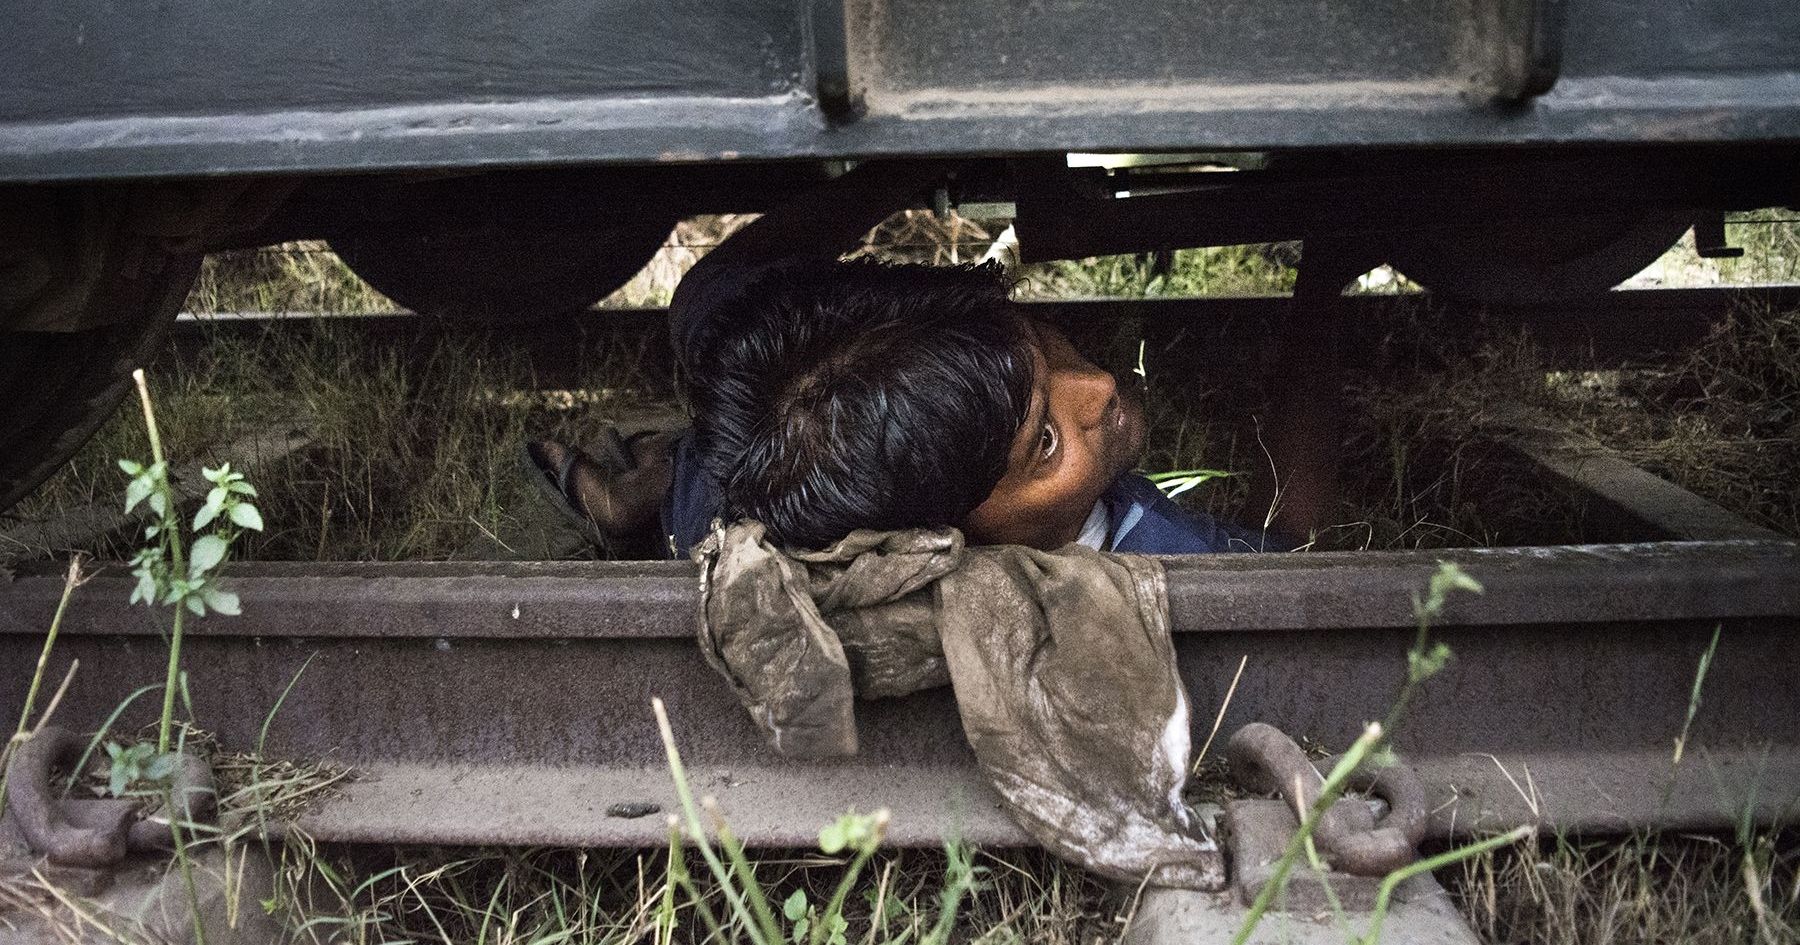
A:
3;539;1795;640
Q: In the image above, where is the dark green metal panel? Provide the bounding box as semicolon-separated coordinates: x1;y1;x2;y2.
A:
0;0;1797;180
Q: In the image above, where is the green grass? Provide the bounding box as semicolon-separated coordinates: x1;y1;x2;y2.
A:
1626;210;1800;289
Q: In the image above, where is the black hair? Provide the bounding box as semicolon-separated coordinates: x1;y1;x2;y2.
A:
685;259;1034;549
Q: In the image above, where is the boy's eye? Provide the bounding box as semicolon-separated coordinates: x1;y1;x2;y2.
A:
1036;422;1059;462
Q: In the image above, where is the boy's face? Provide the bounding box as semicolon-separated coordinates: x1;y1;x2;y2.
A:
962;321;1146;550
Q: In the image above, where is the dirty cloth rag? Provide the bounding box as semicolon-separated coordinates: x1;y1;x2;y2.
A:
695;522;1221;889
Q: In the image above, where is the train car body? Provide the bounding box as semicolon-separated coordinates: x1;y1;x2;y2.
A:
1;0;1797;178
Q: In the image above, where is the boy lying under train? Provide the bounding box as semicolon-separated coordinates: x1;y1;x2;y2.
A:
524;161;1285;563
522;163;1300;888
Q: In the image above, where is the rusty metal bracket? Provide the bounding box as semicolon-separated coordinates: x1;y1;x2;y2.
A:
1227;722;1426;877
2;726;217;868
5;728;132;868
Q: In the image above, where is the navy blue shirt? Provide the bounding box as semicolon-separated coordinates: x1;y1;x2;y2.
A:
1100;473;1276;554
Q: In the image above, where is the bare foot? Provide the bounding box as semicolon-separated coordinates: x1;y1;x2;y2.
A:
533;437;674;537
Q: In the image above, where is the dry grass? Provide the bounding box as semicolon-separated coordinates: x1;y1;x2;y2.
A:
266;843;1125;945
54;724;353;828
9;317;677;561
1550;299;1800;538
1453;832;1800;945
187;241;399;315
1330;310;1592;549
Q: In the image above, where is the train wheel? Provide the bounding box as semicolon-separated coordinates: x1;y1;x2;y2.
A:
0;189;201;513
1385;210;1693;305
329;218;676;322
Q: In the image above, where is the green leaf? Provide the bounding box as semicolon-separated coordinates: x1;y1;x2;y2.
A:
193;489;227;530
117;458;145;476
820;811;879;855
109;766;130;797
124;475;154;514
783;889;808;923
1443;566;1483;596
104;742;123;761
144;752;177;783
227;480;258;497
819;820;848;855
229;503;264;532
202;463;230;484
189;534;229;577
130;569;158;606
201;585;241;616
1409;641;1453;684
185;594;207;617
147;491;167;517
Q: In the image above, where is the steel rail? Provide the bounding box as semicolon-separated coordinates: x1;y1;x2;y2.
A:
167;285;1800;378
2;541;1795;641
1497;419;1787;543
3;539;1795;848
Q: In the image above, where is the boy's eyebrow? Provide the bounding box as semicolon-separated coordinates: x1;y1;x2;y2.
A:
1000;316;1049;474
1007;362;1049;474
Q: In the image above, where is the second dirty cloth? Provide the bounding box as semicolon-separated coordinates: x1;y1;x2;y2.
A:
695;523;1223;889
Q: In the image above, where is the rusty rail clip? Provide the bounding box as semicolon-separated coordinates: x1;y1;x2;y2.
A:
1226;722;1427;876
4;726;217;868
